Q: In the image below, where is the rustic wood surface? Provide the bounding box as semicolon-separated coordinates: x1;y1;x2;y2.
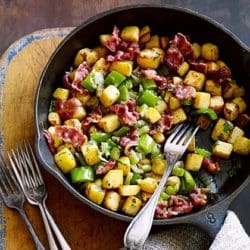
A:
0;1;249;249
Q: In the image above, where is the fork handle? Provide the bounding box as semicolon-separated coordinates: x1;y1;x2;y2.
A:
124;157;177;249
38;204;59;250
43;202;71;250
18;209;45;250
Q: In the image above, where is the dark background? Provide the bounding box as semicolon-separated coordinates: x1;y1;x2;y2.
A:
0;0;249;234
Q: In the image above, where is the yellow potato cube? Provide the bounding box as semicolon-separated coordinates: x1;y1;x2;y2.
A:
48;112;61;126
103;191;121;211
93;46;108;58
207;62;220;74
169;96;181;110
100;85;120;107
184;70;206;90
54;148;76;173
140;33;151;44
177;61;190;76
93;58;110;76
233;136;250;155
53;88;70;100
233;85;245;97
119;185;140;196
144;107;161;124
139;177;158;193
205;80;222;96
72;107;87;120
223;102;239;121
152;159;167;175
117;156;131;176
145;35;160;48
155;100;167;113
223;81;238;99
81;142;100;165
99;34;111;46
194;92;211;109
192;42;201;59
47;126;63;148
137;49;161;69
102;170;123;189
209;96;224;113
152;132;165;144
201;43;219;61
122;196;142;216
140;25;151;37
57;143;75;154
232;97;247;114
212;140;233;159
185;153;204;172
74;48;98;66
98;114;120;133
227;126;245;144
211;118;234;141
64;118;82;130
110;60;133;77
85;183;106;205
74;92;91;106
172;108;187;125
121;26;139;42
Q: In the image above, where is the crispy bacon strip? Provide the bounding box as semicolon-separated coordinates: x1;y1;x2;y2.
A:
173;84;196;100
202;157;221;174
96;160;116;175
189;188;209;206
188;59;207;73
44;130;57;154
81;106;102;131
165;47;184;71
173;33;193;58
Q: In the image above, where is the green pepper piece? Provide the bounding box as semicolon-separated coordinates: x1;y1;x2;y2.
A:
123;79;133;89
110;147;121;161
104;71;126;87
130;172;142;184
125;172;133;185
128;150;141;165
138;134;156;154
82;70;104;93
165;185;179;195
171;166;185;177
141;164;152;173
90;132;110;143
150;145;163;159
138;90;159;107
118;85;130;102
191;108;218;120
181;100;193;106
159;192;170;201
70;166;94;183
100;142;112;158
135;120;147;128
181;170;196;193
194;147;212;157
138;125;150;136
142;78;157;90
107;138;118;148
113;126;130;137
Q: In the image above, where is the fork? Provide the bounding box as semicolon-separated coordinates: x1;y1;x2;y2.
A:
124;123;199;249
8;142;71;250
0;152;45;250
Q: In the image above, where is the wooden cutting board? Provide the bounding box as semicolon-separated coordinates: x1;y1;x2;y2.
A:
0;28;127;250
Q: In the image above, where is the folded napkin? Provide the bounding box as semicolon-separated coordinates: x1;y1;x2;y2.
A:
144;211;250;250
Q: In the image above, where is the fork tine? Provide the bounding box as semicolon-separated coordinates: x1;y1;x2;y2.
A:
166;123;185;142
179;125;200;146
171;123;192;144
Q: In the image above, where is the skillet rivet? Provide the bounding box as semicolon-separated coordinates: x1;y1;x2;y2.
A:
207;212;216;224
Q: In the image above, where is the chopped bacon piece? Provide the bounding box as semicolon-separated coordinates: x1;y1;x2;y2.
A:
164;47;184;71
105;26;121;52
96;160;116;175
203;157;221;174
173;84;196;100
81;106;102;131
209;67;231;84
189;188;209;206
173;33;193;58
188;59;207;73
235;113;250;129
54;125;86;148
157;113;173;133
63;62;90;94
141;69;174;91
119;128;139;155
44;130;57;154
129;127;139;141
110;99;139;126
55;98;83;121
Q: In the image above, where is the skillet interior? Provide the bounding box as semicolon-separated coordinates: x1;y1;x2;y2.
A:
35;4;250;224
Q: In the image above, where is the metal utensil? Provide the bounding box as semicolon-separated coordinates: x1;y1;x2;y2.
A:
0;152;45;250
124;123;199;249
8;142;71;250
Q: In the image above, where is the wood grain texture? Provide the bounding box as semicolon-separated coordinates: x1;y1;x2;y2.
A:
2;37;127;250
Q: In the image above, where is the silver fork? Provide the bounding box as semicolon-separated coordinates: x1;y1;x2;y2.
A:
124;123;199;249
0;152;45;250
8;142;71;250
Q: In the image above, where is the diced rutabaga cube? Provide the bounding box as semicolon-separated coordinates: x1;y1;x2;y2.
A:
172;108;187;125
98;114;120;133
232;97;247;114
211;118;234;141
103;191;121;211
100;85;120;107
185;153;204;171
233;136;250;155
121;26;139;42
122;196;142;216
209;96;224;113
184;70;206;90
110;60;133;77
194;92;211;109
227;126;245;144
205;79;222;96
212;140;233;159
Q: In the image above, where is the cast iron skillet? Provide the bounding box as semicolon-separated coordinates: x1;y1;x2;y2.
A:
34;4;250;238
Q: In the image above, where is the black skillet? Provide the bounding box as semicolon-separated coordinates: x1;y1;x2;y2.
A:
34;4;250;238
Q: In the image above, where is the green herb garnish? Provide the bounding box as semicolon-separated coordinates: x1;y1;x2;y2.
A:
194;147;212;157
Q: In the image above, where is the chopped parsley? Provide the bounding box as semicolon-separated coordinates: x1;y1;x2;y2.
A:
223;121;233;133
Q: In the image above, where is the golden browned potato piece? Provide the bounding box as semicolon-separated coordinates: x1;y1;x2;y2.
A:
223;102;239;121
121;26;139;42
201;43;219;61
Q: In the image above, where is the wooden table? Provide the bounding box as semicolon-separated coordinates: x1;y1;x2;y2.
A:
0;1;249;249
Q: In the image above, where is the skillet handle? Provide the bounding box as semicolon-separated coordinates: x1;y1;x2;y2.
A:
187;199;230;238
